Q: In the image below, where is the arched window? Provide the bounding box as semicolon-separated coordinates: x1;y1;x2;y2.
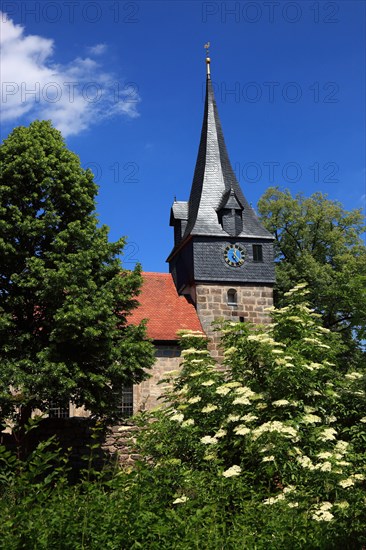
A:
227;288;237;306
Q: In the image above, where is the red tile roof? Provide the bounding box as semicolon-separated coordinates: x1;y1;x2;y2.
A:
129;272;203;341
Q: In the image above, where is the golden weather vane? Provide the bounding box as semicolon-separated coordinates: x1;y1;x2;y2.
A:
204;42;210;56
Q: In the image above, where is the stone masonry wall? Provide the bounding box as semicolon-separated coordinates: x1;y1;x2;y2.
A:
133;344;181;413
196;283;273;358
1;417;141;471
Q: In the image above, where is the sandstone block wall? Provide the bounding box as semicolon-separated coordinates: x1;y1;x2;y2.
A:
196;283;273;357
133;344;181;413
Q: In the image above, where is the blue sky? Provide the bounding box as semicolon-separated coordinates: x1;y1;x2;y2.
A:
1;1;365;272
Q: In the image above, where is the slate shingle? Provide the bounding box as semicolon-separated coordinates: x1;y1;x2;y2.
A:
169;75;273;259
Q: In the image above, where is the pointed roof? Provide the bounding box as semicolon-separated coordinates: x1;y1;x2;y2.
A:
169;56;272;258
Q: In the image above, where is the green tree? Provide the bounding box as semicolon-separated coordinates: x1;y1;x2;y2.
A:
257;187;366;348
0;120;154;431
136;286;366;546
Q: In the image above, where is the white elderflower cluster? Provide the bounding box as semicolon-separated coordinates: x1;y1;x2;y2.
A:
345;372;363;380
303;337;322;345
297;455;315;470
188;396;201;404
360;417;366;423
259;445;274;453
312;502;334;522
222;465;242;478
201;404;218;413
252;421;298;441
309;362;324;370
302;414;322;424
262;455;275;463
288;282;308;291
189;371;202;377
170;413;184;423
179;330;205;338
337;460;351;467
235;386;256;397
191;359;205;364
173;495;189;504
223;382;242;388
272;399;290;407
317;451;332;459
287;316;304;323
339;478;354;489
201;379;215;387
182;418;195;427
181;348;198;356
304;364;315;371
164;370;179;376
232;396;251;405
353;474;364;481
263;493;286;505
314;461;332;472
200;435;218;445
241;413;258;423
318;427;337;441
226;414;240;423
214;429;227;439
247;333;275;344
317;326;331;334
234;425;251;436
333;441;349;454
339;473;364;489
216;386;231;396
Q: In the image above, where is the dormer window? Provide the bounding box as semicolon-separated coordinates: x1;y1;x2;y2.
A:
227;288;237;306
217;189;243;236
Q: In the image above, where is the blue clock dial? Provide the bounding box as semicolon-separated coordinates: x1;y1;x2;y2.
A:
224;245;245;267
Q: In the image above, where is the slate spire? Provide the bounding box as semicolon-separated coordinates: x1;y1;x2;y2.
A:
170;51;273;266
169;51;272;255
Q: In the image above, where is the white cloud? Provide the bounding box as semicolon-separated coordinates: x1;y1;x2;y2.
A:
0;14;140;137
87;43;107;56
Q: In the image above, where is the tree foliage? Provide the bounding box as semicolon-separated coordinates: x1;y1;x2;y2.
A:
135;286;366;546
257;187;366;347
0;120;154;426
0;287;365;547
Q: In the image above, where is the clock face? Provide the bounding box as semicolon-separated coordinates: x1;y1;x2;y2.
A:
224;244;245;267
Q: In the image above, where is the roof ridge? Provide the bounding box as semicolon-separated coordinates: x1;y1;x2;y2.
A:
142;271;171;276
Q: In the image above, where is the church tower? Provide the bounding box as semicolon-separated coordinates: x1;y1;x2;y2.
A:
167;50;275;356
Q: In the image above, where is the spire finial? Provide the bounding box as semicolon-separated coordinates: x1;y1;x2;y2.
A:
204;42;211;78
